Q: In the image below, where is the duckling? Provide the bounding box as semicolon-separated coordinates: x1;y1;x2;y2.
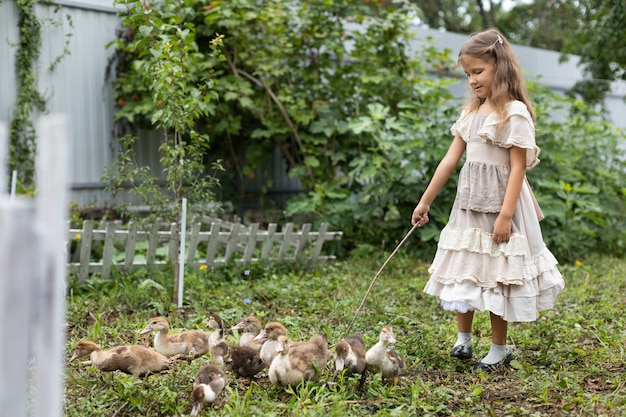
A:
69;340;172;379
190;364;227;416
253;321;288;367
333;333;366;380
207;312;229;365
231;315;263;350
365;325;405;385
268;333;329;387
224;344;265;378
140;316;210;359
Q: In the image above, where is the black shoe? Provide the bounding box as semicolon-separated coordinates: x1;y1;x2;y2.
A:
473;353;515;373
451;343;472;360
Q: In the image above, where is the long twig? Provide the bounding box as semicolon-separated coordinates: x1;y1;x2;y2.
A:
344;222;420;338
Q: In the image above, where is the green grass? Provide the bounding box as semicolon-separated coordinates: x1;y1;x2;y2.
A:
64;253;626;416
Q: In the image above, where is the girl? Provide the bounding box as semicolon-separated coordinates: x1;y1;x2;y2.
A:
411;28;565;372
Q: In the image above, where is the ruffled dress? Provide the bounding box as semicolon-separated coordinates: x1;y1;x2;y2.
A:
423;101;565;322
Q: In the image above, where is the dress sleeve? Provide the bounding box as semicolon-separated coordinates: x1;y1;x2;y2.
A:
477;102;541;168
500;114;541;169
450;110;471;142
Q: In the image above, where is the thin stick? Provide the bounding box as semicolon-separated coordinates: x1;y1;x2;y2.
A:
344;222;420;338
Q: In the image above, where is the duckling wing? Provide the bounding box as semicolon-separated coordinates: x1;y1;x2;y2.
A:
170;330;211;356
384;349;405;377
96;346;138;373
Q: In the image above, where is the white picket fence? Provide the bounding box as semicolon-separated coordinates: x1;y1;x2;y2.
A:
0;117;68;417
68;218;343;282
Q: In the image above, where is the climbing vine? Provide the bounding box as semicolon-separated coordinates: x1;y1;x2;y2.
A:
10;0;46;188
9;0;72;190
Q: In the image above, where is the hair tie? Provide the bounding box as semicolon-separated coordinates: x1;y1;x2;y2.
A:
496;34;503;45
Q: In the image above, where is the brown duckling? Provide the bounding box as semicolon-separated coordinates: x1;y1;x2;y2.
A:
140;316;210;359
231;315;263;350
190;364;227;416
365;325;405;385
69;340;172;379
224;344;265;378
268;333;329;387
253;321;288;367
207;312;229;365
333;333;366;380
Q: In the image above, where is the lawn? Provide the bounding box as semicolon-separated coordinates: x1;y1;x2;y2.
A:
64;252;626;416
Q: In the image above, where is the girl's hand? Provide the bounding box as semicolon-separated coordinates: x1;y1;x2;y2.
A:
492;214;512;243
411;204;430;227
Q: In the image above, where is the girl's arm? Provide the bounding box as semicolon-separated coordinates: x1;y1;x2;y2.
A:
492;146;526;243
411;135;466;227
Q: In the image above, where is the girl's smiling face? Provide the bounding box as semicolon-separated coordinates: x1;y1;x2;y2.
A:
460;55;496;99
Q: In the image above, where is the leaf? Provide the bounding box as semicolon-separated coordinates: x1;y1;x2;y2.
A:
139;25;153;37
348;117;375;134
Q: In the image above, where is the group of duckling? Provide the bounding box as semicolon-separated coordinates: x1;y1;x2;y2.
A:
68;313;405;415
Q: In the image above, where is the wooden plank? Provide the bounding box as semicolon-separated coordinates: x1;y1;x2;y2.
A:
242;223;259;263
33;114;70;417
146;222;161;266
0;199;37;417
224;223;241;263
293;223;311;258
278;223;294;260
205;222;220;267
261;223;278;259
310;222;329;261
124;222;138;271
187;222;201;264
78;220;94;283
101;221;119;279
167;222;178;261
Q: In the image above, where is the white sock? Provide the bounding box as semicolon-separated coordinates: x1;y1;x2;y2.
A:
480;343;507;365
454;332;472;347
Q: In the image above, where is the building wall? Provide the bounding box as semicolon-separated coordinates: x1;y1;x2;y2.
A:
1;4;624;208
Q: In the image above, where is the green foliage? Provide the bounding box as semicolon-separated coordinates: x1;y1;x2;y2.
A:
103;0;227;301
529;82;626;262
10;0;46;186
65;255;626;416
9;0;72;187
108;0;625;261
562;0;626;104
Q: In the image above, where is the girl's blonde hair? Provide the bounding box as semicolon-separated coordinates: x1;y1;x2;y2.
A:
459;28;535;122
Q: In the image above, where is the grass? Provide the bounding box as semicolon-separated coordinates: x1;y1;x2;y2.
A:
64;253;626;416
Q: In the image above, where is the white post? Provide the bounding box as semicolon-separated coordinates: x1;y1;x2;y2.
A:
0;122;40;416
33;114;69;417
0;123;6;192
0;198;38;417
178;197;187;308
11;170;17;200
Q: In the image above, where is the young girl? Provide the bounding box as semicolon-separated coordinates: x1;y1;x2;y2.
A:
411;28;565;372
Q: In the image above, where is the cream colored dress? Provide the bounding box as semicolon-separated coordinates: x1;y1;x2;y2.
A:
423;101;565;322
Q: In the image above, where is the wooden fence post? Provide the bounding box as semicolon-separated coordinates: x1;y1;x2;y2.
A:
32;115;69;417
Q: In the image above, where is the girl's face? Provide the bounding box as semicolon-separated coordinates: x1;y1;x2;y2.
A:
459;55;496;99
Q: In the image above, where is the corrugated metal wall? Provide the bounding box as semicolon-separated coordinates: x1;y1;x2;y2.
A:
1;0;121;206
2;3;625;209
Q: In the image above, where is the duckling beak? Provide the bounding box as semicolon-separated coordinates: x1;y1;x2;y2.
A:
231;322;244;331
387;335;396;344
139;325;153;335
69;352;78;362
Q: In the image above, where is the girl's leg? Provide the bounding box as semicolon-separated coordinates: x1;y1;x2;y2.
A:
457;311;474;333
490;312;507;345
451;311;474;359
477;312;509;366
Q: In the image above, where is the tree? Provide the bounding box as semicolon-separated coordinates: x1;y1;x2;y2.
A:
104;0;224;303
561;0;626;103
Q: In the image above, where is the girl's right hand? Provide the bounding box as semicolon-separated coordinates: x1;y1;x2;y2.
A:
411;204;430;227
